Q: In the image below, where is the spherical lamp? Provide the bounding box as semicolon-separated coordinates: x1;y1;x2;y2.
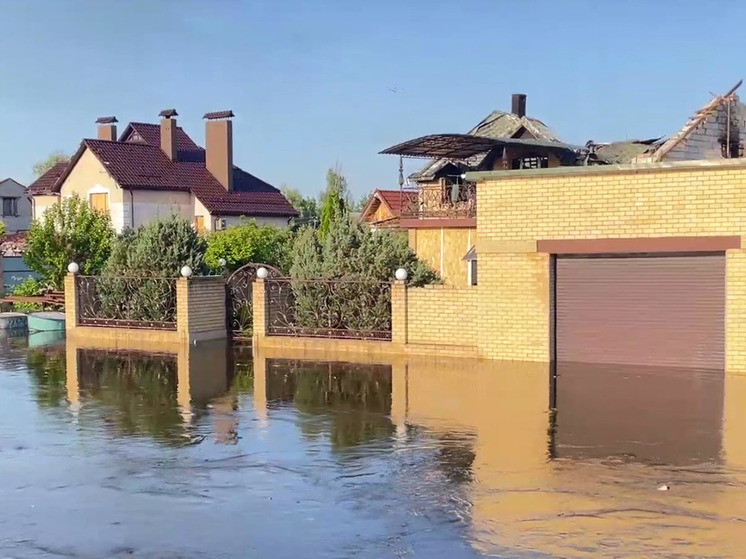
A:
218;258;227;268
256;267;269;280
180;265;193;278
67;262;80;274
395;268;408;281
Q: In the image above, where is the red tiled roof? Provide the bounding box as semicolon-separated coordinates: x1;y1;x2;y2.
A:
27;162;67;195
377;190;416;217
33;122;297;218
0;231;27;256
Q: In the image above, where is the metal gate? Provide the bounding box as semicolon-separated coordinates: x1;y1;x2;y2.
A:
226;263;282;341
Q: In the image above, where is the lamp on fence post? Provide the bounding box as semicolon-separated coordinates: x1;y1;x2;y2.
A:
180;266;193;278
395;268;408;282
256;267;269;280
67;262;79;275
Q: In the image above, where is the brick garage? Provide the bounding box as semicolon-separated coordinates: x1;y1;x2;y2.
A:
469;159;746;372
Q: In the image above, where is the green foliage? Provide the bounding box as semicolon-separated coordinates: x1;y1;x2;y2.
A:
96;216;206;324
24;195;115;289
33;151;70;177
319;167;350;239
287;216;439;334
282;186;320;227
352;190;374;213
0;221;5;237
205;219;291;273
11;277;45;312
105;215;207;277
290;216;438;287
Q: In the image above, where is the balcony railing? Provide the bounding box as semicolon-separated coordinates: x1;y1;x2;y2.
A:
400;181;477;220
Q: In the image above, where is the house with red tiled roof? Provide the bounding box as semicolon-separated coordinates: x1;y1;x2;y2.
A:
360;189;415;230
27;110;297;233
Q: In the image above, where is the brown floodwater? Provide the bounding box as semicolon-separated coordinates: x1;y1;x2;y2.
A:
1;333;746;558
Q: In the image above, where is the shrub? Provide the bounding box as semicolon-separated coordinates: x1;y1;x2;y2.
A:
287;217;439;333
97;216;207;323
289;217;438;286
204;219;292;273
104;215;207;277
24;195;114;289
0;221;5;238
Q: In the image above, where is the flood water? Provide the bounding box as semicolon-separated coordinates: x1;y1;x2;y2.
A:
2;334;746;558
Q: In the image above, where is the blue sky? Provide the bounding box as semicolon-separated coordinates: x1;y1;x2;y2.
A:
1;0;744;198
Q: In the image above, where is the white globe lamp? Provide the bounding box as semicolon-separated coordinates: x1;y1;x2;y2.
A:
180;265;193;278
67;262;79;274
256;267;269;280
395;268;408;281
218;258;227;268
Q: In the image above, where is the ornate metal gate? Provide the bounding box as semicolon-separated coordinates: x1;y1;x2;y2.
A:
226;263;282;341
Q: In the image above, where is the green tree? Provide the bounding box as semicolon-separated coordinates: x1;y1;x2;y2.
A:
282;186;320;227
33;151;70;178
288;216;439;334
24;195;115;289
0;221;5;237
205;219;291;273
352;190;374;213
319;167;350;238
105;215;207;277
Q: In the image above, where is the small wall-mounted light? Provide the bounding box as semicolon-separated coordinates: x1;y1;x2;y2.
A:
395;268;408;281
256;267;269;280
67;262;80;274
218;258;227;268
180;266;193;278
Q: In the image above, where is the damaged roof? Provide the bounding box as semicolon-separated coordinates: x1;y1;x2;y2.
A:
401;109;563;181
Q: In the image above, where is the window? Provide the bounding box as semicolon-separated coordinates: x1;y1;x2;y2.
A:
89;193;109;213
195;215;205;233
468;259;478;286
1;197;18;217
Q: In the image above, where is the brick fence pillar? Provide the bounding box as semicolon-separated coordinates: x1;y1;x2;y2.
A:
391;280;408;346
252;278;267;344
177;276;227;344
64;272;78;332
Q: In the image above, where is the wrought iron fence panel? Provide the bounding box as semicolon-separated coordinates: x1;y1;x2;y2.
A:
266;278;392;340
76;275;177;330
225;263;283;339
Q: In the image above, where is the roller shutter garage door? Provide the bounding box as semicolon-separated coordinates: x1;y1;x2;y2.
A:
554;254;725;370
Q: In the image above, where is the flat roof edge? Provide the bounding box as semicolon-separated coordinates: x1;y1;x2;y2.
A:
466;158;746;182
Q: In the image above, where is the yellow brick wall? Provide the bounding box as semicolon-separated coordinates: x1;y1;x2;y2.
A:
727;250;746;372
478;252;550;361
406;285;478;348
476;162;746;364
477;165;746;241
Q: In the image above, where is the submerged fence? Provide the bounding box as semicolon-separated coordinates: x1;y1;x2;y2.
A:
265;278;393;341
75;275;178;330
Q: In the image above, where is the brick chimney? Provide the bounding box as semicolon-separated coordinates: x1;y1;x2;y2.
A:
203;110;234;190
95;116;118;141
511;93;527;118
159;109;178;161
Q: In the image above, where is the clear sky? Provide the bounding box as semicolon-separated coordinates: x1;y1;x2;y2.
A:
1;0;744;198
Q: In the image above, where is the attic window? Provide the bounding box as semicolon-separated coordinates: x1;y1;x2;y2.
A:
128;131;144;143
511;155;549;169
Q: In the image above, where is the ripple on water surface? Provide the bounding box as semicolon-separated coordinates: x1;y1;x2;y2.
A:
1;338;745;558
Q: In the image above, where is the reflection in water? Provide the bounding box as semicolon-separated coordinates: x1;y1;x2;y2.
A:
554;362;724;465
2;340;746;558
266;359;395;450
